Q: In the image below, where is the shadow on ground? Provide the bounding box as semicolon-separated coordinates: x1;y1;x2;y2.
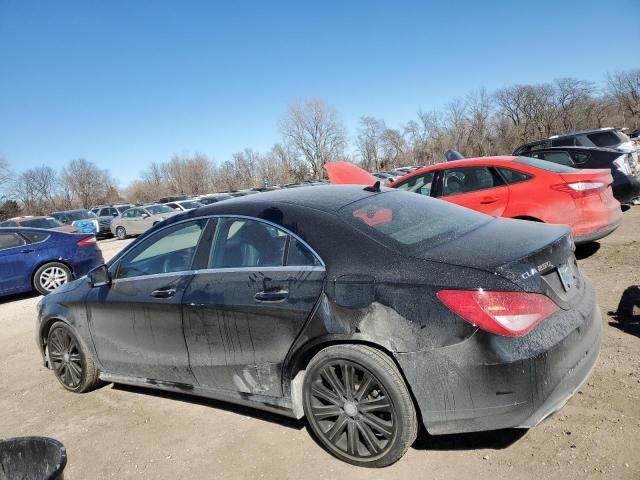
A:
110;383;305;430
575;242;601;260
412;428;527;451
0;291;40;305
608;285;640;338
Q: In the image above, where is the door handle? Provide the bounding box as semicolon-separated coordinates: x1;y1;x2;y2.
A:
21;249;35;254
151;287;177;299
254;289;289;302
479;196;499;204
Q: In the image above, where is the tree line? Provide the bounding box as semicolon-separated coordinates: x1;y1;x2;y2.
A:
1;68;638;217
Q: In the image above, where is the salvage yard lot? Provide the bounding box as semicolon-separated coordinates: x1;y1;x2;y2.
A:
0;213;639;480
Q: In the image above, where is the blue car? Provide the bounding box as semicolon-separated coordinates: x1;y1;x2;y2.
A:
0;228;104;297
50;209;100;236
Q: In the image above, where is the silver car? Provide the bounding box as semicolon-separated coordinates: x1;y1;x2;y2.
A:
110;205;179;240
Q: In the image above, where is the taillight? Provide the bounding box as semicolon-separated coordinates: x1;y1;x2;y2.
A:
613;155;632;176
77;236;96;246
551;181;606;198
437;290;559;337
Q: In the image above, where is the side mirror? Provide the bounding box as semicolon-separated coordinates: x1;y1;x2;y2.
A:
112;212;118;217
87;264;110;288
142;213;150;218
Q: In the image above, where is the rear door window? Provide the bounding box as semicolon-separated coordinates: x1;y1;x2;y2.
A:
286;238;322;267
210;219;287;268
496;167;532;184
21;231;50;243
441;167;501;196
0;233;26;250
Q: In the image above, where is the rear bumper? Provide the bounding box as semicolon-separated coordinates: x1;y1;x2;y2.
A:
612;176;640;204
395;280;601;435
573;216;621;244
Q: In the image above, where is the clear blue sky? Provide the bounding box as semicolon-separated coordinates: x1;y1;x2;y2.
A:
1;0;638;186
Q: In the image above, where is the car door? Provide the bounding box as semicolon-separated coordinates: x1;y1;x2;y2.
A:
437;166;509;216
0;232;32;295
85;219;208;383
182;217;325;397
125;208;147;234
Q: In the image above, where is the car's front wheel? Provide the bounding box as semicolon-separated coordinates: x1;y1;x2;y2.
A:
33;262;71;295
115;226;127;240
303;345;418;467
47;321;101;393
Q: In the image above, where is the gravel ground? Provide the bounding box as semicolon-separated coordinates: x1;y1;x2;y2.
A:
0;212;638;480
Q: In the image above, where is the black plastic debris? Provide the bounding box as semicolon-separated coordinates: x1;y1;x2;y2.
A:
0;437;67;480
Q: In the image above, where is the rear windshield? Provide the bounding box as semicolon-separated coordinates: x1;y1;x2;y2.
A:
515;156;578;173
339;191;490;256
587;131;623;147
20;218;63;229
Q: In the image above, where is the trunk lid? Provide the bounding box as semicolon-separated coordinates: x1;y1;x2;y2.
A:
422;217;583;310
324;161;376;185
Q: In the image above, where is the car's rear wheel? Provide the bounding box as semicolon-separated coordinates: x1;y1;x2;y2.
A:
33;262;71;295
47;321;101;393
303;345;418;467
115;226;127;240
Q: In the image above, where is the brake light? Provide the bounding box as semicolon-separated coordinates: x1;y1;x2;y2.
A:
77;236;96;246
551;181;606;198
613;155;632;175
437;290;559;337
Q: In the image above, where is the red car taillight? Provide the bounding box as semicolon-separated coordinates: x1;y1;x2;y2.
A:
550;181;606;198
77;236;96;247
437;290;559;337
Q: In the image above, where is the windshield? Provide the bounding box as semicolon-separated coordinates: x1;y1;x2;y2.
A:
115;205;131;214
515;156;579;173
340;191;490;256
67;210;96;221
147;205;174;215
20;218;64;229
179;201;203;209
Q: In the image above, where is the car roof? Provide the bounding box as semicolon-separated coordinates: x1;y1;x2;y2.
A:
392;156;518;181
523;146;621;154
548;127;620;138
179;185;382;217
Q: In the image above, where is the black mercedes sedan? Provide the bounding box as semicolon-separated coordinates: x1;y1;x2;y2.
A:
37;185;601;467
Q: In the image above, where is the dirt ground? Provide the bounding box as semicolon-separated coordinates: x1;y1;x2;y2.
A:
1;212;639;480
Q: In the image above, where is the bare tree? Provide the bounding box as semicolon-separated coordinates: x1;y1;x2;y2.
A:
607;69;640;128
356;116;385;171
0;156;11;200
62;158;115;209
280;98;347;177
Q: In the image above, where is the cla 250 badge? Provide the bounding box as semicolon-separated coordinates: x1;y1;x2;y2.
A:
521;261;553;280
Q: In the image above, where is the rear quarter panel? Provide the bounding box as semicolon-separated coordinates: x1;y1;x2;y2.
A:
502;170;579;227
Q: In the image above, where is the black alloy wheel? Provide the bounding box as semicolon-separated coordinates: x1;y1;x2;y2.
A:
47;322;101;393
303;345;417;467
48;326;84;390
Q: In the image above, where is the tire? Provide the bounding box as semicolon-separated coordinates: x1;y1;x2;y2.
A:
115;226;127;240
47;321;102;393
303;345;418;467
33;262;72;296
